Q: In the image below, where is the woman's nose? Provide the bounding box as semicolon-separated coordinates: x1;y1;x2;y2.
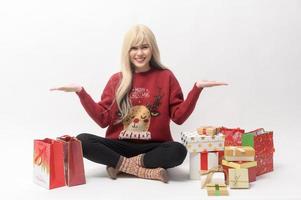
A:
137;48;143;55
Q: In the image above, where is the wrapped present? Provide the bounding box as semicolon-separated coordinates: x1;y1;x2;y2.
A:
197;126;219;136
219;127;245;146
206;183;229;196
222;160;257;182
229;168;249;189
224;146;255;162
33;138;65;189
201;165;226;188
242;128;274;176
181;131;225;153
189;151;223;180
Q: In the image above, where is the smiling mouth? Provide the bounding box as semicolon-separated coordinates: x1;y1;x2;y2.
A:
135;58;146;62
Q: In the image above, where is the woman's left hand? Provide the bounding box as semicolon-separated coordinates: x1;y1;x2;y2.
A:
196;80;228;88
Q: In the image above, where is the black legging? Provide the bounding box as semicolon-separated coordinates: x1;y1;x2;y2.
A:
76;133;187;169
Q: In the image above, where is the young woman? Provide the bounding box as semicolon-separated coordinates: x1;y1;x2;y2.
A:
51;24;227;183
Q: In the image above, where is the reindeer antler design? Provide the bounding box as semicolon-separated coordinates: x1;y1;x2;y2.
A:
147;88;163;117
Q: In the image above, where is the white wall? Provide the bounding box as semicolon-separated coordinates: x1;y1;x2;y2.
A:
1;0;300;143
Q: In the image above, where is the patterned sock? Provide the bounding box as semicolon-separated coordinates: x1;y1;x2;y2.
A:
131;154;144;167
116;156;168;183
106;154;144;180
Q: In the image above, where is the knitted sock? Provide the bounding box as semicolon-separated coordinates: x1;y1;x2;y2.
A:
131;154;144;167
116;156;168;183
106;154;144;180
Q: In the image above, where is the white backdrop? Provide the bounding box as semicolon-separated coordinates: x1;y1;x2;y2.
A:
1;0;300;138
0;0;300;199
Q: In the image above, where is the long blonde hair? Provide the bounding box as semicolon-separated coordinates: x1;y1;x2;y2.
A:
115;24;167;122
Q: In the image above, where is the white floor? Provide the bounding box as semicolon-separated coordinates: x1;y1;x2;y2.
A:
1;133;299;200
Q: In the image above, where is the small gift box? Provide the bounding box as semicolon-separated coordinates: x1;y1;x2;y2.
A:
229;168;249;189
222;160;257;182
242;128;274;176
201;165;226;188
224;146;255;161
181;131;225;153
206;183;229;196
197;126;219;136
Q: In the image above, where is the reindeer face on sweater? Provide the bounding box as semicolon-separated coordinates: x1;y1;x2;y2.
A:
123;105;152;132
119;89;162;140
119;105;158;140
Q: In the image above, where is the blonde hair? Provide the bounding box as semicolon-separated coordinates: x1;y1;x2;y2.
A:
115;24;167;122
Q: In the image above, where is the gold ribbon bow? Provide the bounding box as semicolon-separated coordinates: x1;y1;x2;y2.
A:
201;165;225;189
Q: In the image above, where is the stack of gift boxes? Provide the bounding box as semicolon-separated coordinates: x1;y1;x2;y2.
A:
181;127;275;196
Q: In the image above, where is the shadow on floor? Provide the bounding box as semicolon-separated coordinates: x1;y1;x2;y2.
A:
85;165;190;182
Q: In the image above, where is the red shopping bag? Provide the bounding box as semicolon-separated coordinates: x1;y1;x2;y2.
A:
57;135;86;186
242;128;274;176
219;127;245;146
33;138;65;189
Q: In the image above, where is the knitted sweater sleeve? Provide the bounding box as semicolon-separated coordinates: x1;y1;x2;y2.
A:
169;73;202;125
76;74;119;128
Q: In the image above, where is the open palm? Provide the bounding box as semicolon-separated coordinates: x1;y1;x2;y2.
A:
196;80;228;88
50;84;83;92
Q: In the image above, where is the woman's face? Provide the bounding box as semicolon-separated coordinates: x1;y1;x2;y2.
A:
129;43;152;71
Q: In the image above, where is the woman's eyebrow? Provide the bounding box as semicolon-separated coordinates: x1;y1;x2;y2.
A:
131;44;149;48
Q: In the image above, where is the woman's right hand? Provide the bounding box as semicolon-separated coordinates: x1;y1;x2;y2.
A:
50;84;83;92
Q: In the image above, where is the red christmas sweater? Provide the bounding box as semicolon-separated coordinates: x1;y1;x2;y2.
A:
76;68;202;142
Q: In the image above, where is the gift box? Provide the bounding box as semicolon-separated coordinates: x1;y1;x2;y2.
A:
222;160;257;182
219;127;245;146
224;146;255;162
189;151;223;179
181;131;225;153
197;126;219;136
229;168;249;189
206;183;229;196
201;166;226;188
242;128;274;176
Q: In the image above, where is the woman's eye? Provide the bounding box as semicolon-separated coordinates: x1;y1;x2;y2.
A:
131;47;138;50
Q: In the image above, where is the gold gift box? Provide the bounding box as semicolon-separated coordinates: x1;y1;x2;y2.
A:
229;168;249;189
197;126;219;136
206;183;229;196
224;146;255;161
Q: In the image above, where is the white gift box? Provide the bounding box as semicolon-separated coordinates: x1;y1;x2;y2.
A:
181;131;225;153
201;171;226;187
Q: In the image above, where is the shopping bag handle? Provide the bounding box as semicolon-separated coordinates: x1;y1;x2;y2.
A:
57;135;79;142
